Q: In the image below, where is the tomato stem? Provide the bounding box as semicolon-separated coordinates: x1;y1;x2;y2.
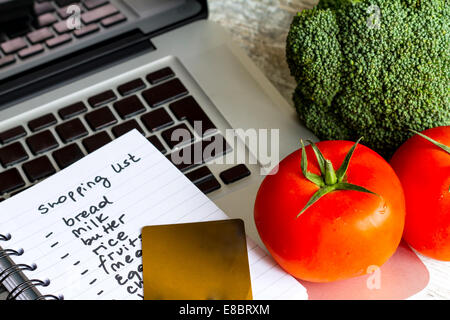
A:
297;139;379;218
325;160;337;185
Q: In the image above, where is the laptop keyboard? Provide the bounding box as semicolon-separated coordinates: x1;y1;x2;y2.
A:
0;0;127;69
0;66;252;201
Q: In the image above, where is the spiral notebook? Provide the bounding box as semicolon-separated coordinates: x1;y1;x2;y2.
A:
0;130;307;300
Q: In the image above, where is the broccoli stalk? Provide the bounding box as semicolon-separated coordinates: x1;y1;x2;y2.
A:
286;0;450;158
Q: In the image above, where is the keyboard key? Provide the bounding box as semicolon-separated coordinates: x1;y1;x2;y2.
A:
81;4;118;24
185;166;214;184
147;136;166;154
22;156;56;182
34;1;55;15
113;96;146;119
170;96;216;136
35;13;58;28
142;78;188;108
18;44;44;59
112;120;144;138
26;130;59;155
0;55;16;68
56;8;69;19
28;113;57;132
27;28;54;44
85;107;117;131
167;134;232;172
220;164;251;185
82;131;112;153
4;19;32;38
0;126;26;145
141;108;174;133
55;0;78;7
53;20;72;34
201;134;233;161
57;4;81;19
88;90;116;108
117;78;145;96
0;142;29;168
0;169;25;195
146;67;175;85
196;177;221;195
46;34;72;48
101;13;126;28
84;0;109;10
166;152;196;173
1;38;27;55
161;123;194;149
55;118;88;143
74;24;100;38
58;102;87;120
53;144;84;169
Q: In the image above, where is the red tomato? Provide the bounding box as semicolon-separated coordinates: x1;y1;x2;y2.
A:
390;126;450;261
254;140;405;282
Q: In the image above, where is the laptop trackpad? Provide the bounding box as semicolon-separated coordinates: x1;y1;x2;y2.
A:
123;0;185;17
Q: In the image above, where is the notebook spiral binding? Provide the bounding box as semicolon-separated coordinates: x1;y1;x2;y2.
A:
0;233;62;300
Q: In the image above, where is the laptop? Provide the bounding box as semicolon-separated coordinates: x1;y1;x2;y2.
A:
0;0;316;298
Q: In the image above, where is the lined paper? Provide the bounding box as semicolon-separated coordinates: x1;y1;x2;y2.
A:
0;130;307;300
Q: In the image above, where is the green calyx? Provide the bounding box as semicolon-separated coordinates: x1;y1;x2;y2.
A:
324;160;337;185
409;130;450;192
410;130;450;155
297;138;378;218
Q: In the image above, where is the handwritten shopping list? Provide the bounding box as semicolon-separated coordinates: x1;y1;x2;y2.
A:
0;130;307;300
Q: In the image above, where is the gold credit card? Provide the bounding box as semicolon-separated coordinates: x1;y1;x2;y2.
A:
142;219;253;300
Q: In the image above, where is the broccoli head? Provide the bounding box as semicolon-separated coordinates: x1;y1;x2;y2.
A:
286;0;450;157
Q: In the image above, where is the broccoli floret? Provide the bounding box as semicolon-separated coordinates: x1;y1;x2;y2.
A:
286;0;450;157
